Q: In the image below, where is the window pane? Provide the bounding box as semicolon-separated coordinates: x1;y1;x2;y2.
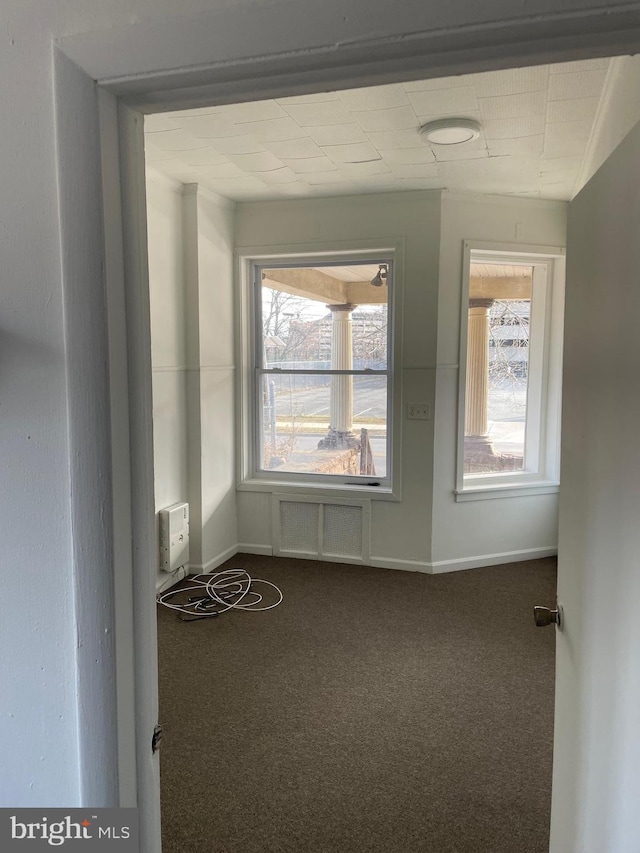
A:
464;263;532;475
261;264;388;370
260;374;387;477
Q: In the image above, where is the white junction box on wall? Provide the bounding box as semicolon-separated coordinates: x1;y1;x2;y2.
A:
159;502;190;573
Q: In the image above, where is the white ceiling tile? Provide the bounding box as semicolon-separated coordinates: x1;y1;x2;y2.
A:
432;145;489;162
166;107;219;118
416;108;483;128
408;86;479;116
145;58;608;203
320;142;382;164
226;151;286;172
305;171;349;184
339;161;392;177
280;180;315;192
147;129;210;152
376;147;436;165
197;162;249;179
540;173;573;186
541;155;582;174
484;115;545;139
542;135;586;158
390;163;440;179
144;114;181;133
283;102;353;126
479;91;546;121
276;182;316;196
391;176;443;190
546;97;599;123
206;135;267;156
338;84;410;111
472;66;549;97
546;120;592;145
539;185;572;200
176;148;231;166
488;135;544;156
439;155;540;184
258;167;302;185
548;70;607;101
218;101;288;122
366;128;424;149
550;58;610;74
179;115;244;139
351;106;418;132
151;158;198;179
144;141;180;163
275;93;340;105
403;75;472;92
232;116;306;142
350;174;414;189
262;138;324;159
282;155;339;174
201;177;269;197
306;124;368;146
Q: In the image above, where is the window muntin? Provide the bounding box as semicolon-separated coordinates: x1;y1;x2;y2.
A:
459;248;562;495
254;259;392;485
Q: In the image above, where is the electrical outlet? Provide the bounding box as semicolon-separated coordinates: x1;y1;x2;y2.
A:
407;403;431;420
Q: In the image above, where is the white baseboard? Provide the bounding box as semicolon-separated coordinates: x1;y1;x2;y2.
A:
429;546;557;574
370;556;432;573
188;544;239;574
370;546;557;575
236;543;273;556
155;565;188;594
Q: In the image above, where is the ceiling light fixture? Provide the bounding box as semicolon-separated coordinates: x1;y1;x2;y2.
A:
370;264;388;287
419;118;482;146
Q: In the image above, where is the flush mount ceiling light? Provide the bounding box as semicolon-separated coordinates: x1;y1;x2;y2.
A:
419;118;482;145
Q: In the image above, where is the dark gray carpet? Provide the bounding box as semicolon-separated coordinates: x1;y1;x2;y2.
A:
157;554;556;853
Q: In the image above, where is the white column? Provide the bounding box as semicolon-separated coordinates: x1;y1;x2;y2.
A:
318;303;359;449
465;299;493;438
330;304;354;433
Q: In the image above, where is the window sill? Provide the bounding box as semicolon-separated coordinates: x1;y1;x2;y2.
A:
238;478;400;502
454;480;559;502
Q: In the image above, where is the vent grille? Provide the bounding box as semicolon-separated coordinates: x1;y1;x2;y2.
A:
273;496;370;563
279;501;319;554
322;504;363;557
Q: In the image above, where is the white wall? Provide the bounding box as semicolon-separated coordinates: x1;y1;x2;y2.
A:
147;176;237;582
235;191;441;568
235;191;567;569
4;0;637;815
186;186;238;569
146;171;189;589
575;55;640;194
431;192;567;567
550;119;640;853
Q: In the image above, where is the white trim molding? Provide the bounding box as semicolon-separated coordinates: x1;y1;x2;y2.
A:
430;546;557;573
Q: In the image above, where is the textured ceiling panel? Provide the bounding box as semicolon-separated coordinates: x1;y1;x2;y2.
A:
145;57;615;202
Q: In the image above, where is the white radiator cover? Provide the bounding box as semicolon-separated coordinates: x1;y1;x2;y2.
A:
159;502;190;573
272;494;370;563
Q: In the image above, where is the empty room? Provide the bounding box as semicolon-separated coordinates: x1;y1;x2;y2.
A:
140;54;640;852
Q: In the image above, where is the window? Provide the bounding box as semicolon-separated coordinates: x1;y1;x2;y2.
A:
244;256;395;491
456;244;564;500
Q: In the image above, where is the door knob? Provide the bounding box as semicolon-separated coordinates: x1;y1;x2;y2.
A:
534;605;563;630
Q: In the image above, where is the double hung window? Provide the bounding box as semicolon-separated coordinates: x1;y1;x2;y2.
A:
250;257;394;488
457;244;564;499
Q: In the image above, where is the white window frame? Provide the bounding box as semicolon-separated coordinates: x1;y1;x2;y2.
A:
236;243;403;500
455;241;565;501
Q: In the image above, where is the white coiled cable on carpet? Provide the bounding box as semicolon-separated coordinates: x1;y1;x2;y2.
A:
157;567;283;620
